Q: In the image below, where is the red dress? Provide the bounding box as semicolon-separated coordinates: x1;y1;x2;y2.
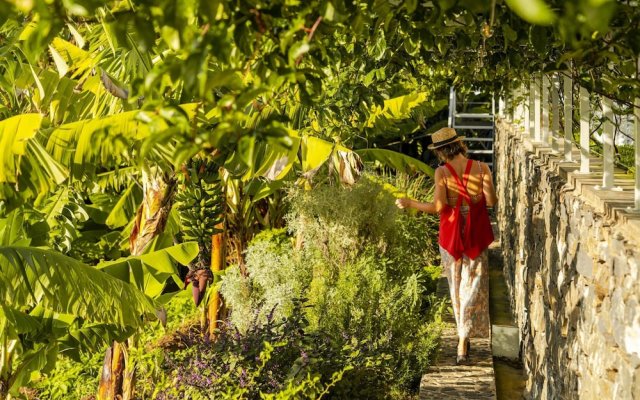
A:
439;159;494;261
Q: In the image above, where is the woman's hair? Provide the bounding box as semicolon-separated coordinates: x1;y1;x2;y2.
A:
433;140;468;162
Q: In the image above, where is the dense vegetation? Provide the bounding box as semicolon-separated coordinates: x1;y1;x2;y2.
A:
0;0;638;398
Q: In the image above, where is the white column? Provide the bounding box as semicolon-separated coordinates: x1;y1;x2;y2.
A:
599;98;616;190
534;75;541;142
511;89;517;122
579;87;591;173
563;75;573;161
542;74;550;145
525;82;532;137
518;84;526;128
448;86;455;127
635;98;640;210
527;79;536;139
551;74;560;153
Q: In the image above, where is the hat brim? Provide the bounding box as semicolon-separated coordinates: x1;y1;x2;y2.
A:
427;136;466;150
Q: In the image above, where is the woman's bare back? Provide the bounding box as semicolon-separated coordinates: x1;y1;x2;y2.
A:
441;158;489;207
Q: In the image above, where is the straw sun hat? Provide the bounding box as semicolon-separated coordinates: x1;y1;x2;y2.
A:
427;127;466;150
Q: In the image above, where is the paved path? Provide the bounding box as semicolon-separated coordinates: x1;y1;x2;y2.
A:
419;276;497;400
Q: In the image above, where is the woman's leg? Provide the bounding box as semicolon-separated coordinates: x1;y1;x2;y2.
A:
458;251;491;342
440;247;466;356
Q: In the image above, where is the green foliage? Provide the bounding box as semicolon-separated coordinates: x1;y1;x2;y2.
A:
356;148;435;178
40;187;90;253
504;0;556;26
0;0;637;397
617;144;636;177
221;175;443;397
286;176;399;264
32;288;199;399
221;228;307;332
0;206;198;395
136;300;372;400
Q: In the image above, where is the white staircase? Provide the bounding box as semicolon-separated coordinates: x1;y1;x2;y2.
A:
448;87;495;167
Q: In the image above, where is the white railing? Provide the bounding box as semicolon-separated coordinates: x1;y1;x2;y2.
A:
508;72;640;211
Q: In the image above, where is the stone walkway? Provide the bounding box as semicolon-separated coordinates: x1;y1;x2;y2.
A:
419;276;497;400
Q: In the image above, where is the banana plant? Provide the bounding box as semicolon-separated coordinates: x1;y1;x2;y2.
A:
96;166;184;400
0;207;180;398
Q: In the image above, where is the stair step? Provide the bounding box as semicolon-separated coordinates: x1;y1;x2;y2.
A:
464;138;494;142
454;125;494;130
455;113;494;119
468;149;494;154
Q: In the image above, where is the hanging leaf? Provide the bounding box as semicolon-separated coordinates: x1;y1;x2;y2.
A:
100;70;129;99
356;148;435;177
48;45;69;77
300;136;334;173
505;0;556;26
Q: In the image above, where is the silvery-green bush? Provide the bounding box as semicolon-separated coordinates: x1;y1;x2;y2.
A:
220;174;443;394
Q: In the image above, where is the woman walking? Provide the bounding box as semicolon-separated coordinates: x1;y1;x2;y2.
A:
396;127;497;364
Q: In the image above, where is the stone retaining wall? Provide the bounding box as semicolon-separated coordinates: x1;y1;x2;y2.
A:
494;119;640;399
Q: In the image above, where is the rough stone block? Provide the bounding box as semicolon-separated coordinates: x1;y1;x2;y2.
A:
576;246;594;278
492;324;520;360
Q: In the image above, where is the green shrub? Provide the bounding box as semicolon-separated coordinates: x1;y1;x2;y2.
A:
220;228;312;333
139;301;363;400
221;174;443;397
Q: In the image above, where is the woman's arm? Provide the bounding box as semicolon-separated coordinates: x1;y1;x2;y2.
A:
395;167;447;214
482;162;498;207
396;198;437;213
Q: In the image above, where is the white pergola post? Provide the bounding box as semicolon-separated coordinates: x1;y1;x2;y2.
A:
634;98;640;210
579;87;591;173
520;84;527;128
527;75;536;139
563;75;574;161
597;98;619;191
534;75;542;142
542;74;550;145
520;85;527;130
511;89;520;125
522;85;531;136
551;74;560;153
448;86;455;128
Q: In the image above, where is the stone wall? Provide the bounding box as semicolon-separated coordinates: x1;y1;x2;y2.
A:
494;119;640;400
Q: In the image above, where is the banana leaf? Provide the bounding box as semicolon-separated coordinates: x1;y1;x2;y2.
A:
356;148;435;177
0;246;158;328
97;242;199;298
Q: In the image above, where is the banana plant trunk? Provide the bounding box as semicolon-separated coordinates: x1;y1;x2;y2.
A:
97;342;125;400
207;222;225;338
0;379;8;400
97;167;175;400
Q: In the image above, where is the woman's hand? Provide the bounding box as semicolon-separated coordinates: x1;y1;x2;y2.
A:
395;198;413;209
